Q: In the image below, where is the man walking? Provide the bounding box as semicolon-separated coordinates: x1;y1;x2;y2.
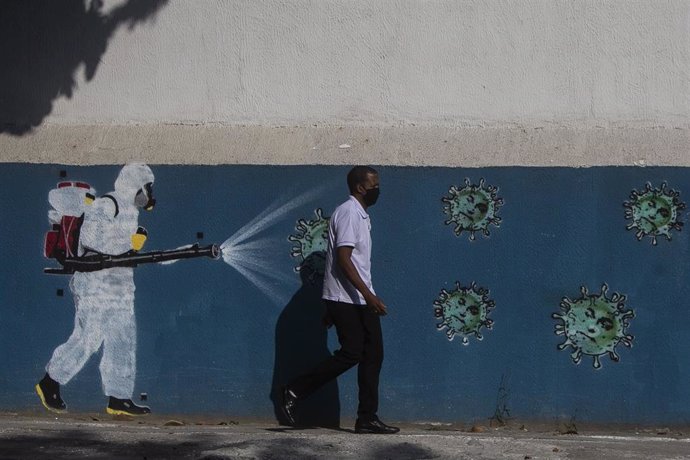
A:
282;166;399;434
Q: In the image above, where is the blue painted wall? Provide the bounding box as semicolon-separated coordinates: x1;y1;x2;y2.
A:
2;163;690;424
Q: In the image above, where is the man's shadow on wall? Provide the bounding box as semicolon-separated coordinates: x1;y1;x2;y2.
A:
270;252;340;428
0;0;168;135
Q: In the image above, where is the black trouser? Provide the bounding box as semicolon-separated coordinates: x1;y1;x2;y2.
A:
288;300;384;421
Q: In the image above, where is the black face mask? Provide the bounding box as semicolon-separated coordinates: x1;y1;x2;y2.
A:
363;187;380;207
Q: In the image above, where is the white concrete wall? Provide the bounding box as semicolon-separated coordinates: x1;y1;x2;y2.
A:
3;0;690;165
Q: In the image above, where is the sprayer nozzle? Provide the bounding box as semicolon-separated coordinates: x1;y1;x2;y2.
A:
211;244;222;259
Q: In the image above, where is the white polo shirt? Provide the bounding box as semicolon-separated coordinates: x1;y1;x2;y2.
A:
322;196;375;305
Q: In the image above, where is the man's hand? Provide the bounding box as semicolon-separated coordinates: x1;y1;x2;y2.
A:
336;246;387;315
322;310;335;328
365;294;388;316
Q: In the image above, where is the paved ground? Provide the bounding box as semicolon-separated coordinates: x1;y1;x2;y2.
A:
0;412;689;459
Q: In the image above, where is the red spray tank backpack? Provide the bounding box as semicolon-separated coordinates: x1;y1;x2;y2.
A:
44;181;96;260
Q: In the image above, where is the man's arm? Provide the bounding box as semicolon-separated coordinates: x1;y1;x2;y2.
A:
336;246;387;315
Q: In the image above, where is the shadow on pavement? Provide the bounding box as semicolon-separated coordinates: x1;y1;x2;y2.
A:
199;437;438;460
0;428;203;459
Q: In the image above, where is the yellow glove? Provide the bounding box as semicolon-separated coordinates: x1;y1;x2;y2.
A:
131;227;148;251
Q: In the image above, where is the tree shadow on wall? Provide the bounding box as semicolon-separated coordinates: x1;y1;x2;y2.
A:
0;0;169;135
270;252;340;428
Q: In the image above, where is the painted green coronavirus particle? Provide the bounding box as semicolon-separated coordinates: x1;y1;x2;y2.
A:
288;208;330;283
433;281;495;345
442;178;504;240
552;284;635;369
624;182;685;245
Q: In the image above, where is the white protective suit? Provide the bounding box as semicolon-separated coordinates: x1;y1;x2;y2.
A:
47;164;154;400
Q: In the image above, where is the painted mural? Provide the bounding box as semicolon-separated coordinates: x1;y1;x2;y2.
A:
6;164;690;423
442;178;504;240
288;208;330;284
552;284;635;369
623;182;685;245
433;281;495;345
37;164;219;416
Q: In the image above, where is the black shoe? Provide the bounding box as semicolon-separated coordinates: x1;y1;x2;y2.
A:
355;418;400;434
280;387;298;425
106;397;151;416
35;373;66;413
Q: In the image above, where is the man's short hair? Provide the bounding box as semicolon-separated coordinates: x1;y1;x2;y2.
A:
347;166;378;194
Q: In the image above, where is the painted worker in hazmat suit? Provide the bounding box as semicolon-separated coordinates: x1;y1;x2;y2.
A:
36;163;156;416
